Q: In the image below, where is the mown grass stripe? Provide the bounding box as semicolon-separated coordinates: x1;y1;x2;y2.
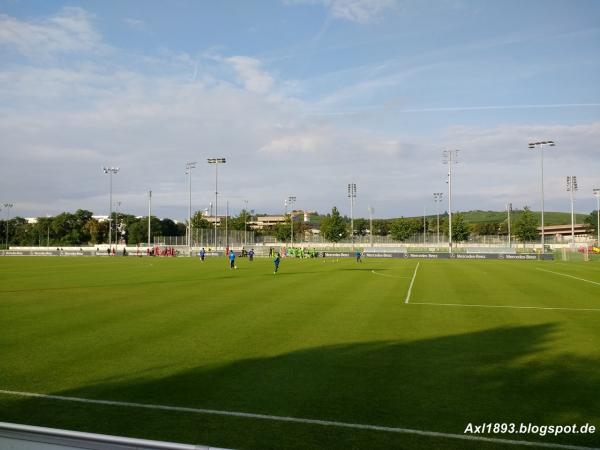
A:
0;390;596;450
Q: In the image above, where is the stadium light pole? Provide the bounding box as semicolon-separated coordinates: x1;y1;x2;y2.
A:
3;203;13;249
443;150;458;254
594;189;600;245
147;190;152;248
528;141;555;252
244;199;248;247
433;193;443;246
566;176;578;247
423;206;427;245
185;162;197;256
347;183;356;249
506;202;512;248
288;196;296;247
207;158;226;250
115;201;121;247
368;206;374;247
102;167;119;252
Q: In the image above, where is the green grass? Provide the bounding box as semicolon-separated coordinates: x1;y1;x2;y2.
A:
1;256;599;449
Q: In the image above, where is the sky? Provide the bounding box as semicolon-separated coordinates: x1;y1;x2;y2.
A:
0;0;599;220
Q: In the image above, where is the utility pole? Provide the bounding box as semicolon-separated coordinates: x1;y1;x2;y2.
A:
148;190;152;248
3;203;13;249
102;167;119;252
207;158;226;250
368;206;374;247
506;202;512;248
442;151;458;254
567;176;578;247
433;193;443;246
347;183;356;249
288;196;296;247
185;162;196;256
594;189;600;246
528;141;555;252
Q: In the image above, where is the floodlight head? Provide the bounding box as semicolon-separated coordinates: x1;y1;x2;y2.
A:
593;188;600;196
529;141;555;149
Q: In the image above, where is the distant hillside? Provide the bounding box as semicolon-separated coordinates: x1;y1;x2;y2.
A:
309;209;585;226
421;210;578;226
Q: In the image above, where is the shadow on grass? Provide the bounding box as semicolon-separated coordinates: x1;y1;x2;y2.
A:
2;323;599;450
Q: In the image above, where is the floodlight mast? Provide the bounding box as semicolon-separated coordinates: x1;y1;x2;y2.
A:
442;150;458;254
3;203;13;249
593;189;600;246
115;201;122;247
244;200;249;247
433;193;443;246
207;158;226;250
185;162;197;256
148;190;152;248
102;167;119;252
288;196;296;246
506;203;512;248
368;206;374;247
528;141;555;252
347;183;356;250
566;176;578;247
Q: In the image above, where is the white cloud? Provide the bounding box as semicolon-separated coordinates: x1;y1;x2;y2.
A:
226;56;275;94
124;18;147;31
0;7;104;58
287;0;397;23
260;128;331;154
1;7;599;220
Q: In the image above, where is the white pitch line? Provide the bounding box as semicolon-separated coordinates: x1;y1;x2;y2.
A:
370;270;410;279
0;390;597;450
536;268;600;287
409;302;600;313
404;262;420;304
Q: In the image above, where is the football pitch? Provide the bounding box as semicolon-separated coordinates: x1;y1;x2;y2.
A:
0;256;599;450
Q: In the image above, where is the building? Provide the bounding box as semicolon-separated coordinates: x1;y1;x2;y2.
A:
538;224;589;242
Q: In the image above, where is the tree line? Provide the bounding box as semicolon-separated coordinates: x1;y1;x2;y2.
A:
1;206;598;247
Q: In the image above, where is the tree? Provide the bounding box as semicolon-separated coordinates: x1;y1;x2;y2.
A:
320;207;348;242
584;210;598;241
228;209;251;231
84;218;102;244
372;219;390;236
353;218;369;236
441;213;470;241
452;213;470;241
127;216;163;245
471;221;501;236
191;211;211;230
160;218;180;236
275;222;291;242
390;218;420;241
514;206;539;242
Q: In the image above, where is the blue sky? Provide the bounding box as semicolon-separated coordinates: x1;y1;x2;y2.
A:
1;0;599;219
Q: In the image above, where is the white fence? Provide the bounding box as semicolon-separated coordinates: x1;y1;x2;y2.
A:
0;422;230;450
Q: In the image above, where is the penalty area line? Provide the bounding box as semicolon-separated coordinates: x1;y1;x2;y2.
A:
536;268;600;287
405;262;420;304
0;390;596;450
370;270;410;279
408;302;600;313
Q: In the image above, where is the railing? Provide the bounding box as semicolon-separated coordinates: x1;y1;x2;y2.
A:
0;422;230;450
